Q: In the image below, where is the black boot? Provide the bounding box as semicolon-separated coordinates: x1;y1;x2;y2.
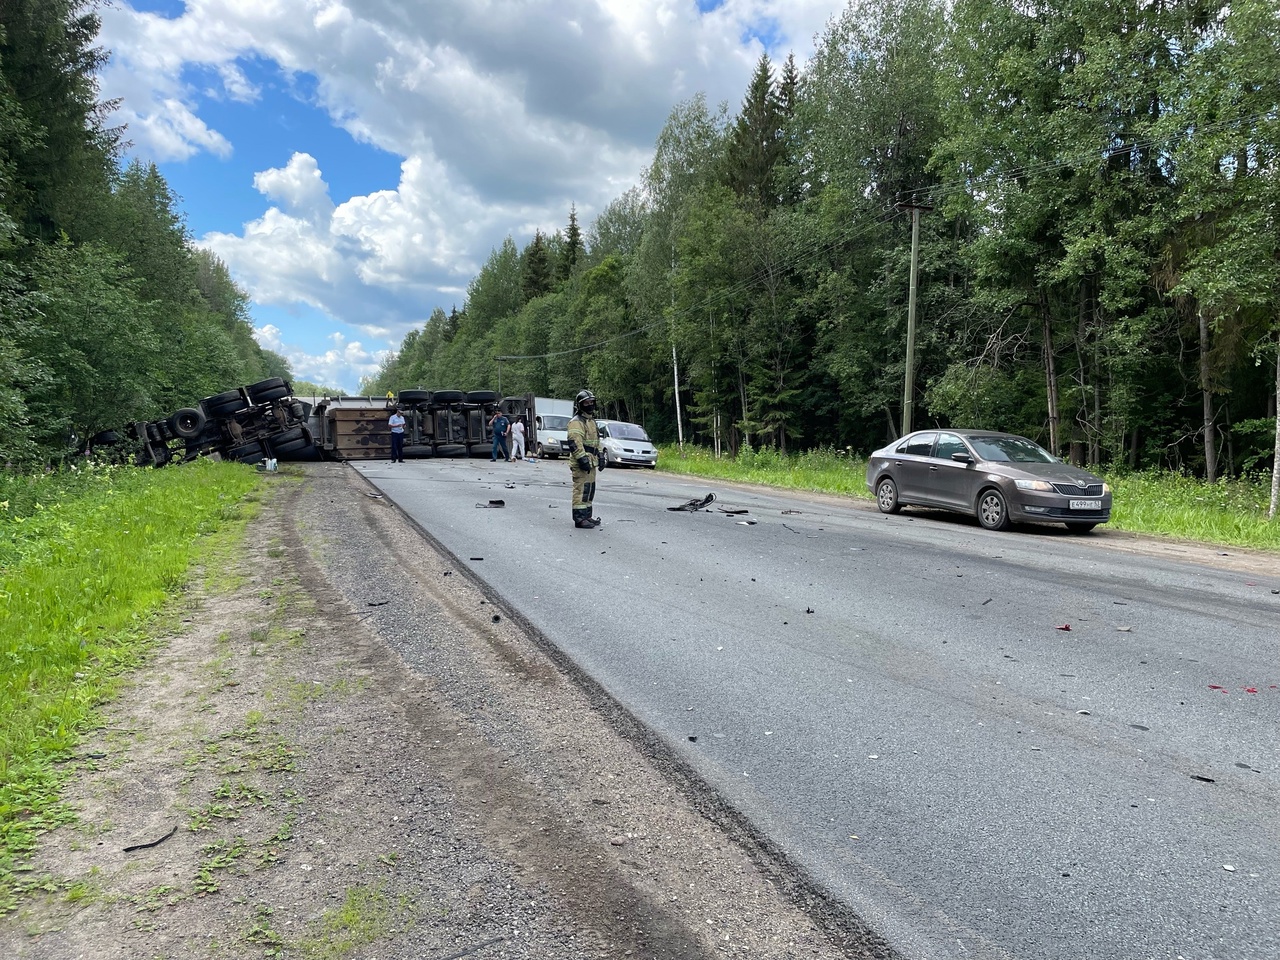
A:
573;508;594;529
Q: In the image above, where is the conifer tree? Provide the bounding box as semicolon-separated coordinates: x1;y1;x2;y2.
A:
558;206;583;282
725;54;784;209
521;229;553;301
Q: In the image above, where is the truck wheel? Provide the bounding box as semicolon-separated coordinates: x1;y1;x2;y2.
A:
271;428;313;455
399;390;431;405
226;441;266;463
204;390;248;419
90;429;120;447
170;407;207;440
247;377;290;405
269;426;308;448
430;389;465;405
466;390;498;404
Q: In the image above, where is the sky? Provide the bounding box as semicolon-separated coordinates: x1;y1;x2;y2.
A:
95;0;842;393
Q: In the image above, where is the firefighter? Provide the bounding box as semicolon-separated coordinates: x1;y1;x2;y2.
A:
567;389;604;528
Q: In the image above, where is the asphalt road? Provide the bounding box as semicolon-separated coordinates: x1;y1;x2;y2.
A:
358;455;1280;960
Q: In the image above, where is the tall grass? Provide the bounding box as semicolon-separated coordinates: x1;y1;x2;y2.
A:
656;444;1280;550
0;458;263;907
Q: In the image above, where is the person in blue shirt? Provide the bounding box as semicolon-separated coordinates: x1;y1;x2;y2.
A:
489;409;511;462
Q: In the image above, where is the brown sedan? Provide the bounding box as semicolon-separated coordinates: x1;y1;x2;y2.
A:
865;430;1112;533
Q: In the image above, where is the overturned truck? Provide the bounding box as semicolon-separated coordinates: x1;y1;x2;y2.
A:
310;390;534;460
108;383;544;467
120;377;316;468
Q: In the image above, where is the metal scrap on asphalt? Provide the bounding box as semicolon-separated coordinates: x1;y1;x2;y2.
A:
668;492;716;511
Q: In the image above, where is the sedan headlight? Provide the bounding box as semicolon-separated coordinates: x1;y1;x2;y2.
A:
1014;478;1055;492
1102;482;1112;495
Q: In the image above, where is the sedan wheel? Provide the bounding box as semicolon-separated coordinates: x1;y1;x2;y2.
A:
977;488;1011;530
875;477;901;514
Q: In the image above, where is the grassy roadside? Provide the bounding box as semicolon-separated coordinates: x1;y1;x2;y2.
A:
655;444;1280;551
0;458;264;910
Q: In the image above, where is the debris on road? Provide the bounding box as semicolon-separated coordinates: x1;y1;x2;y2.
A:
668;493;717;512
476;499;505;508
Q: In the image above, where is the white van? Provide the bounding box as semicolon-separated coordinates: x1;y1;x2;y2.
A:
533;398;574;458
596;419;658;468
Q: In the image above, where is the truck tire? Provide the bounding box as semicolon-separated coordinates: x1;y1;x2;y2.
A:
246;377;290;405
227;441;266;463
170;407;207;440
430;389;465;405
270;426;313;455
204;389;248;419
399;389;431;405
466;390;498;404
90;429;120;447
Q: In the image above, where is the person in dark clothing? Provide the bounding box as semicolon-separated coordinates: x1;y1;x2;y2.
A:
388;406;406;463
489;410;511;462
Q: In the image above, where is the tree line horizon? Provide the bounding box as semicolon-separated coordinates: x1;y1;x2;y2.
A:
366;0;1280;484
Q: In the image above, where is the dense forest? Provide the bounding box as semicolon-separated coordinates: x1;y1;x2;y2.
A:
0;0;290;467
367;0;1280;484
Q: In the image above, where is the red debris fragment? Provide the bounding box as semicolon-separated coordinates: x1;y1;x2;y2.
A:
1055;624;1071;631
1244;688;1258;694
1209;685;1225;690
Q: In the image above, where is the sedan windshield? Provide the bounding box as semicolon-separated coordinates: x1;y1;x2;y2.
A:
969;435;1056;463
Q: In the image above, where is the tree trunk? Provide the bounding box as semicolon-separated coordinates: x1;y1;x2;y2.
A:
1269;333;1279;520
1040;291;1060;453
1199;308;1217;482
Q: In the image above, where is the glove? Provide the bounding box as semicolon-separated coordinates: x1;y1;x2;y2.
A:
597;453;606;470
576;455;593;472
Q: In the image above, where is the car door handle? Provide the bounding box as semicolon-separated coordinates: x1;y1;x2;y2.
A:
929;465;939;471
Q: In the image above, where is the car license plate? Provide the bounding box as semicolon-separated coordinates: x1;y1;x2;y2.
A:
1069;499;1096;510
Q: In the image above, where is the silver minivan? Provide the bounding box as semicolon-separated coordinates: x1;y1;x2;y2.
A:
596;420;658;469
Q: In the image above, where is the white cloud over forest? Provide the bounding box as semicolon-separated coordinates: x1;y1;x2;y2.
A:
97;0;838;389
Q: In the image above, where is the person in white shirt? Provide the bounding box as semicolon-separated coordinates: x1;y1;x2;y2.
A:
388;407;406;463
510;417;526;460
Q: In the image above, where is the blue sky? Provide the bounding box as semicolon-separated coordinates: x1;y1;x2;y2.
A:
97;0;840;393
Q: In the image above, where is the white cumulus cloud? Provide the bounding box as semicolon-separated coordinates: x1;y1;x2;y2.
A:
99;0;838;390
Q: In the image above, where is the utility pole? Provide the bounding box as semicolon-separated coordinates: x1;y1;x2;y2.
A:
670;250;685;453
895;201;931;436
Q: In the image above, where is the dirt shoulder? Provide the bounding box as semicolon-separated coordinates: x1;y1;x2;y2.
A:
2;463;883;960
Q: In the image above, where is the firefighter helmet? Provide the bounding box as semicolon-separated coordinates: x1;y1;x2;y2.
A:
573;389;597;415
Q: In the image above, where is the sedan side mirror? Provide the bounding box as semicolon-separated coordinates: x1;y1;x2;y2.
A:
951;451;974;464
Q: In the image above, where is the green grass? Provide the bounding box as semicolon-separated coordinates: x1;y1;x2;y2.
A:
294;882;402;960
0;457;264;910
656;443;1280;550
